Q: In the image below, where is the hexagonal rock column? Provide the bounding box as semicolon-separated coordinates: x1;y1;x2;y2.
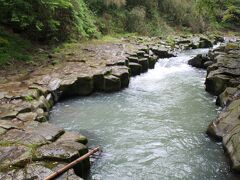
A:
103;75;121;92
138;58;149;73
59;75;94;98
129;63;142;76
111;67;130;88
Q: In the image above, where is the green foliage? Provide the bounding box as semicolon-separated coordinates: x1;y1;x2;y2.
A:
223;5;240;26
0;27;31;65
0;0;98;41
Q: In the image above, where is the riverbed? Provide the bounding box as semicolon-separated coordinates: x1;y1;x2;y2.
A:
50;48;238;180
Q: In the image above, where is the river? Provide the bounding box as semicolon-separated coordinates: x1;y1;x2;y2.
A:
50;48;239;180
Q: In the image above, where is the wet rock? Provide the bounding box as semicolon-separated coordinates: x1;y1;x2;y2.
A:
111;67;130;88
204;61;214;68
138;58;149;73
198;37;213;48
0;145;32;169
57;131;88;145
205;72;231;95
129;63;142;76
223;126;240;171
207;98;240;140
35;141;88;162
103;75;121;92
148;56;158;69
216;86;240;107
93;73;104;91
188;54;209;69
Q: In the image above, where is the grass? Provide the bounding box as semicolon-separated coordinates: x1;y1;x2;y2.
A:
0;27;32;66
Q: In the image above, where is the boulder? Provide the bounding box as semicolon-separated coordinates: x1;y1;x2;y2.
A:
198;37;213;48
129;63;142;76
188;54;209;69
205;72;231;95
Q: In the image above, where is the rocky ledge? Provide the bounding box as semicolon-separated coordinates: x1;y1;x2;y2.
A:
188;39;240;172
0;35;220;179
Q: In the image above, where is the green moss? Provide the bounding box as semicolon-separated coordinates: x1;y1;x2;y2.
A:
24;95;34;102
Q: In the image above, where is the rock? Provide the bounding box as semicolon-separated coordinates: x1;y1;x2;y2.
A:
223;126;240;171
207;98;240;140
151;47;174;58
0;129;47;146
60;75;93;98
111;67;130;88
127;56;139;63
0;122;64;146
198;37;213;48
216;86;240;107
17;112;37;122
57;131;88;145
204;61;214;68
25;122;65;142
103;75;121;92
0;169;25;180
188;54;209;69
205;72;231;95
0;145;32;169
35;141;88;162
0;127;6;135
136;51;145;58
148;56;157;69
93;71;105;91
138;58;149;73
0;120;23;130
129;63;142;76
35;108;48;122
25;163;54;180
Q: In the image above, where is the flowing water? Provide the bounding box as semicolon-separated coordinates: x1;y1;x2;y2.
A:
50;48;239;180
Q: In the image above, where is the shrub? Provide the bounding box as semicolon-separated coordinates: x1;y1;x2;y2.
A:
222;6;240;26
0;0;98;42
126;6;148;34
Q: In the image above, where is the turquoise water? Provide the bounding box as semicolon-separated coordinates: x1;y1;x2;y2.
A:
50;49;239;180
